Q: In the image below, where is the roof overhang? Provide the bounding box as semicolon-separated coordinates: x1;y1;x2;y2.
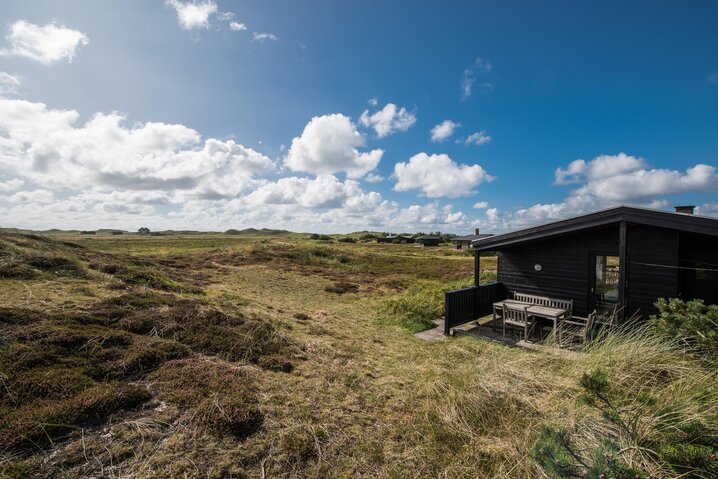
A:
472;205;718;251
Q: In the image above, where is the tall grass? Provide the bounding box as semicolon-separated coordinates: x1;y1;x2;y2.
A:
412;325;718;478
380;277;474;332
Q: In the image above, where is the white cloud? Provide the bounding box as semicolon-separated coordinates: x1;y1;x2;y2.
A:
284;114;383;178
244;175;381;210
430;120;460;142
0;21;88;65
217;11;235;21
574;164;718;202
364;173;384;183
482;153;718;233
253;32;278;42
229;22;247;31
393;152;493;198
554;153;718;202
461;57;492;100
0;97;274;198
368;97;378;107
0;178;24;193
554;153;646;185
0;72;21;96
465;130;491;146
2;189;54;204
473;201;489;209
696;203;718;216
0;98;475;234
485;207;500;223
166;0;218;30
359;102;416;138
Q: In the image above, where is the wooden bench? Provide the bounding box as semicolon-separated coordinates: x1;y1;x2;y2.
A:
514;292;573;318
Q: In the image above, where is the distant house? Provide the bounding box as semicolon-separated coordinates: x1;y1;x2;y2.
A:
111;231;124;235
137;227;150;236
393;235;415;244
80;230;96;235
377;235;415;244
416;235;442;247
444;205;718;334
452;228;493;249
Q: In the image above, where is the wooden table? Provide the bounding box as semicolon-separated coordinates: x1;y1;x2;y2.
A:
492;300;568;333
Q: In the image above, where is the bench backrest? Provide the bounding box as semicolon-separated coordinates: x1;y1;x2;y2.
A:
514;292;574;316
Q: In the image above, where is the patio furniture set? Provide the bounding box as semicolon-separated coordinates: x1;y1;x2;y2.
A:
492;292;598;344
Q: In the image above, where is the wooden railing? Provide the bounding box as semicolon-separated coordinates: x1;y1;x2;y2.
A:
444;282;505;335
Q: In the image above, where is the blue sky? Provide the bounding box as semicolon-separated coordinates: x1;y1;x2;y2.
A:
0;0;717;233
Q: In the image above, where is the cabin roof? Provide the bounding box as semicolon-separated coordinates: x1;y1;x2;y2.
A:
472;205;718;251
416;235;441;240
453;233;494;242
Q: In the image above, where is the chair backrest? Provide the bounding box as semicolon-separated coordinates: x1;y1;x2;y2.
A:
585;312;596;332
503;304;529;324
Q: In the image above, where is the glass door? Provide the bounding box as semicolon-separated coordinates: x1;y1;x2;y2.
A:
590;253;620;314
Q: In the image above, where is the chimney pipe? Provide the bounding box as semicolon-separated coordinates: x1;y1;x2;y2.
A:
674;205;695;215
474;227;480;235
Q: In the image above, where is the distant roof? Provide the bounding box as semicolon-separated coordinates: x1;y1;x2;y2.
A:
453;233;493;242
473;205;718;251
416;235;441;240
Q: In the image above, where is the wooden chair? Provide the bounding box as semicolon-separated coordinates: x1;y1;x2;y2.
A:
502;304;534;340
560;311;596;345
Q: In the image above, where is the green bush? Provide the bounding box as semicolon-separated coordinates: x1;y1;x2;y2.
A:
381;278;472;333
337;237;356;243
650;298;718;357
532;367;718;478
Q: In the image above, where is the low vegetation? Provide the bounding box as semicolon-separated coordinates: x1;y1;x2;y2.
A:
0;231;715;478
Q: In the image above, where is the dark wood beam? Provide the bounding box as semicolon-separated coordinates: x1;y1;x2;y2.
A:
618;220;627;320
474;249;480;287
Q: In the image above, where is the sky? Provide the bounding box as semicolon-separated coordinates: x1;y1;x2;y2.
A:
0;0;717;233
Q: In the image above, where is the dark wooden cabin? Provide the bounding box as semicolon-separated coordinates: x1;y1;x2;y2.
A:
444;206;718;334
377;235;415;244
416;235;442;247
452;228;493;250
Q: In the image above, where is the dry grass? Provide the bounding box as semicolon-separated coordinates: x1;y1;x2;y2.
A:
0;232;712;478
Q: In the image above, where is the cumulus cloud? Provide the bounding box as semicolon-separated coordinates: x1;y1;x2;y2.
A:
0;97;274;198
229;22;247;31
465;130;491;146
0;21;88;65
483;153;718;233
0;178;24;193
359;102;416;138
461;57;492;100
430;120;460;142
2;189;54;204
253;32;278;42
473;201;489;209
554;153;718;202
696;203;718;216
0;72;21;96
244;175;381;210
0;98;473;233
554;153;646;185
284;114;383;178
166;0;218;30
393;152;493;198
